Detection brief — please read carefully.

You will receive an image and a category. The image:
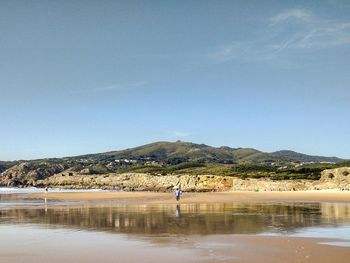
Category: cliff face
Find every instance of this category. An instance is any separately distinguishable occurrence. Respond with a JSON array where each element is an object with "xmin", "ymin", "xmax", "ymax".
[
  {"xmin": 1, "ymin": 162, "xmax": 349, "ymax": 192},
  {"xmin": 319, "ymin": 167, "xmax": 350, "ymax": 190},
  {"xmin": 0, "ymin": 162, "xmax": 66, "ymax": 186},
  {"xmin": 35, "ymin": 167, "xmax": 350, "ymax": 192},
  {"xmin": 230, "ymin": 167, "xmax": 350, "ymax": 191},
  {"xmin": 37, "ymin": 173, "xmax": 234, "ymax": 192}
]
